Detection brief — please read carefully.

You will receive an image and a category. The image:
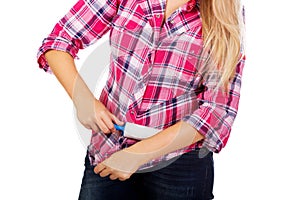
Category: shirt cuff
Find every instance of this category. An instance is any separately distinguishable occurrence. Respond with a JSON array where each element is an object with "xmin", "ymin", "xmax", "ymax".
[
  {"xmin": 181, "ymin": 106, "xmax": 225, "ymax": 153},
  {"xmin": 37, "ymin": 34, "xmax": 80, "ymax": 74}
]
